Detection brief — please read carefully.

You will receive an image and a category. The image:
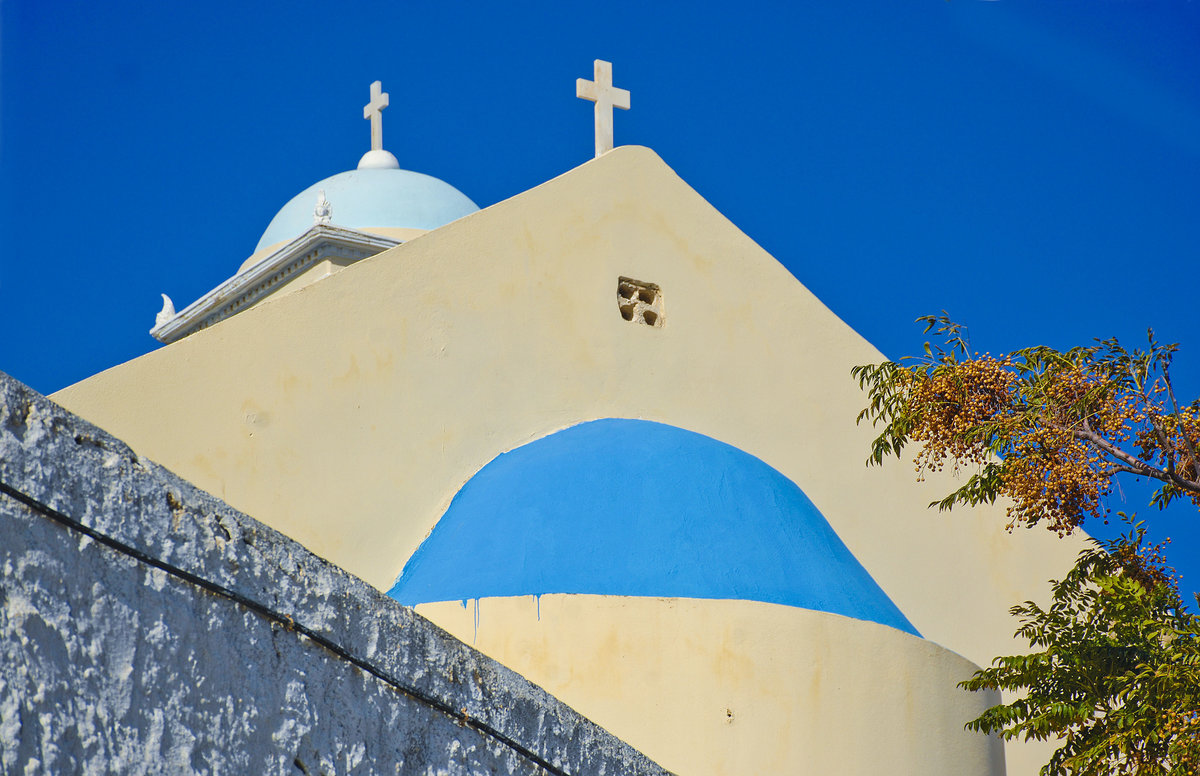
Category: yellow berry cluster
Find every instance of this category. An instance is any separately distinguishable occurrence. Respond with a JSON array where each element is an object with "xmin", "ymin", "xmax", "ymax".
[
  {"xmin": 1163, "ymin": 709, "xmax": 1200, "ymax": 773},
  {"xmin": 907, "ymin": 356, "xmax": 1016, "ymax": 478},
  {"xmin": 902, "ymin": 358, "xmax": 1192, "ymax": 534}
]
